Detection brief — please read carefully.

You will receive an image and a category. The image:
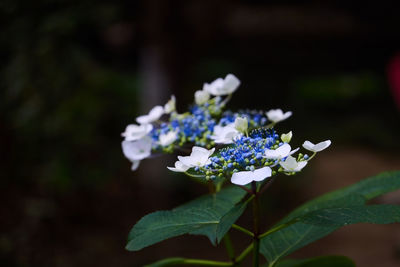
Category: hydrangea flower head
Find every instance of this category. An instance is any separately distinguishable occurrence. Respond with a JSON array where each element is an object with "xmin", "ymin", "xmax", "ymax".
[{"xmin": 121, "ymin": 74, "xmax": 331, "ymax": 183}]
